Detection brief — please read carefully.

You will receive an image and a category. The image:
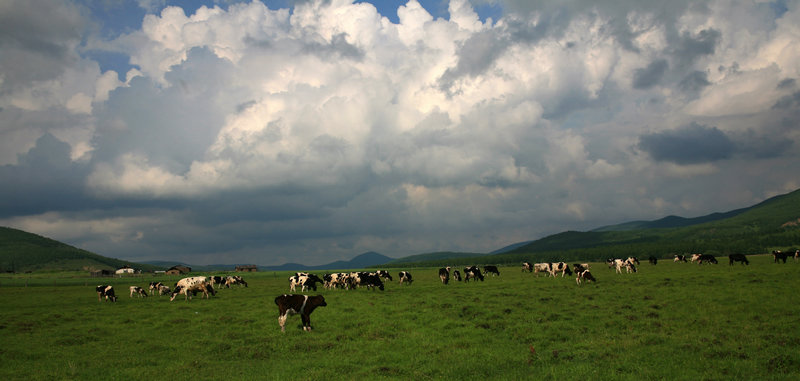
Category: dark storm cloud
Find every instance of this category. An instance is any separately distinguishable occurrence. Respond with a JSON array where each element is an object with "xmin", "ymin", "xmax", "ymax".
[
  {"xmin": 674, "ymin": 28, "xmax": 721, "ymax": 67},
  {"xmin": 777, "ymin": 78, "xmax": 796, "ymax": 90},
  {"xmin": 0, "ymin": 134, "xmax": 91, "ymax": 216},
  {"xmin": 633, "ymin": 59, "xmax": 668, "ymax": 89},
  {"xmin": 678, "ymin": 70, "xmax": 711, "ymax": 96},
  {"xmin": 772, "ymin": 91, "xmax": 800, "ymax": 110},
  {"xmin": 0, "ymin": 0, "xmax": 85, "ymax": 91},
  {"xmin": 638, "ymin": 123, "xmax": 734, "ymax": 164}
]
